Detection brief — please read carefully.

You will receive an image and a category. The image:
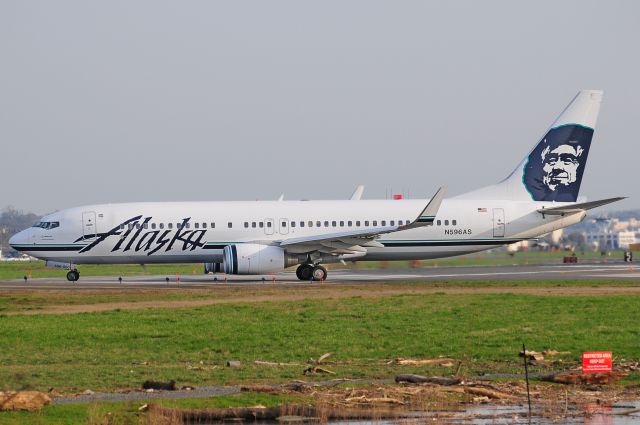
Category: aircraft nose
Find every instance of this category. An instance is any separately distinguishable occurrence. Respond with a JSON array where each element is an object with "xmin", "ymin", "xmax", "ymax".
[{"xmin": 9, "ymin": 231, "xmax": 24, "ymax": 248}]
